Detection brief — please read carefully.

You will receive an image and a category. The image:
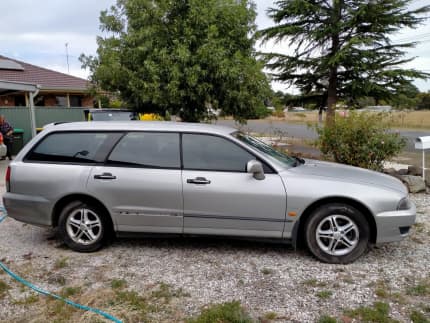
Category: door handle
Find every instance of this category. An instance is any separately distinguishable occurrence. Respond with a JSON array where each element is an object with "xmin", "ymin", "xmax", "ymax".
[
  {"xmin": 187, "ymin": 177, "xmax": 211, "ymax": 185},
  {"xmin": 94, "ymin": 172, "xmax": 117, "ymax": 180}
]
